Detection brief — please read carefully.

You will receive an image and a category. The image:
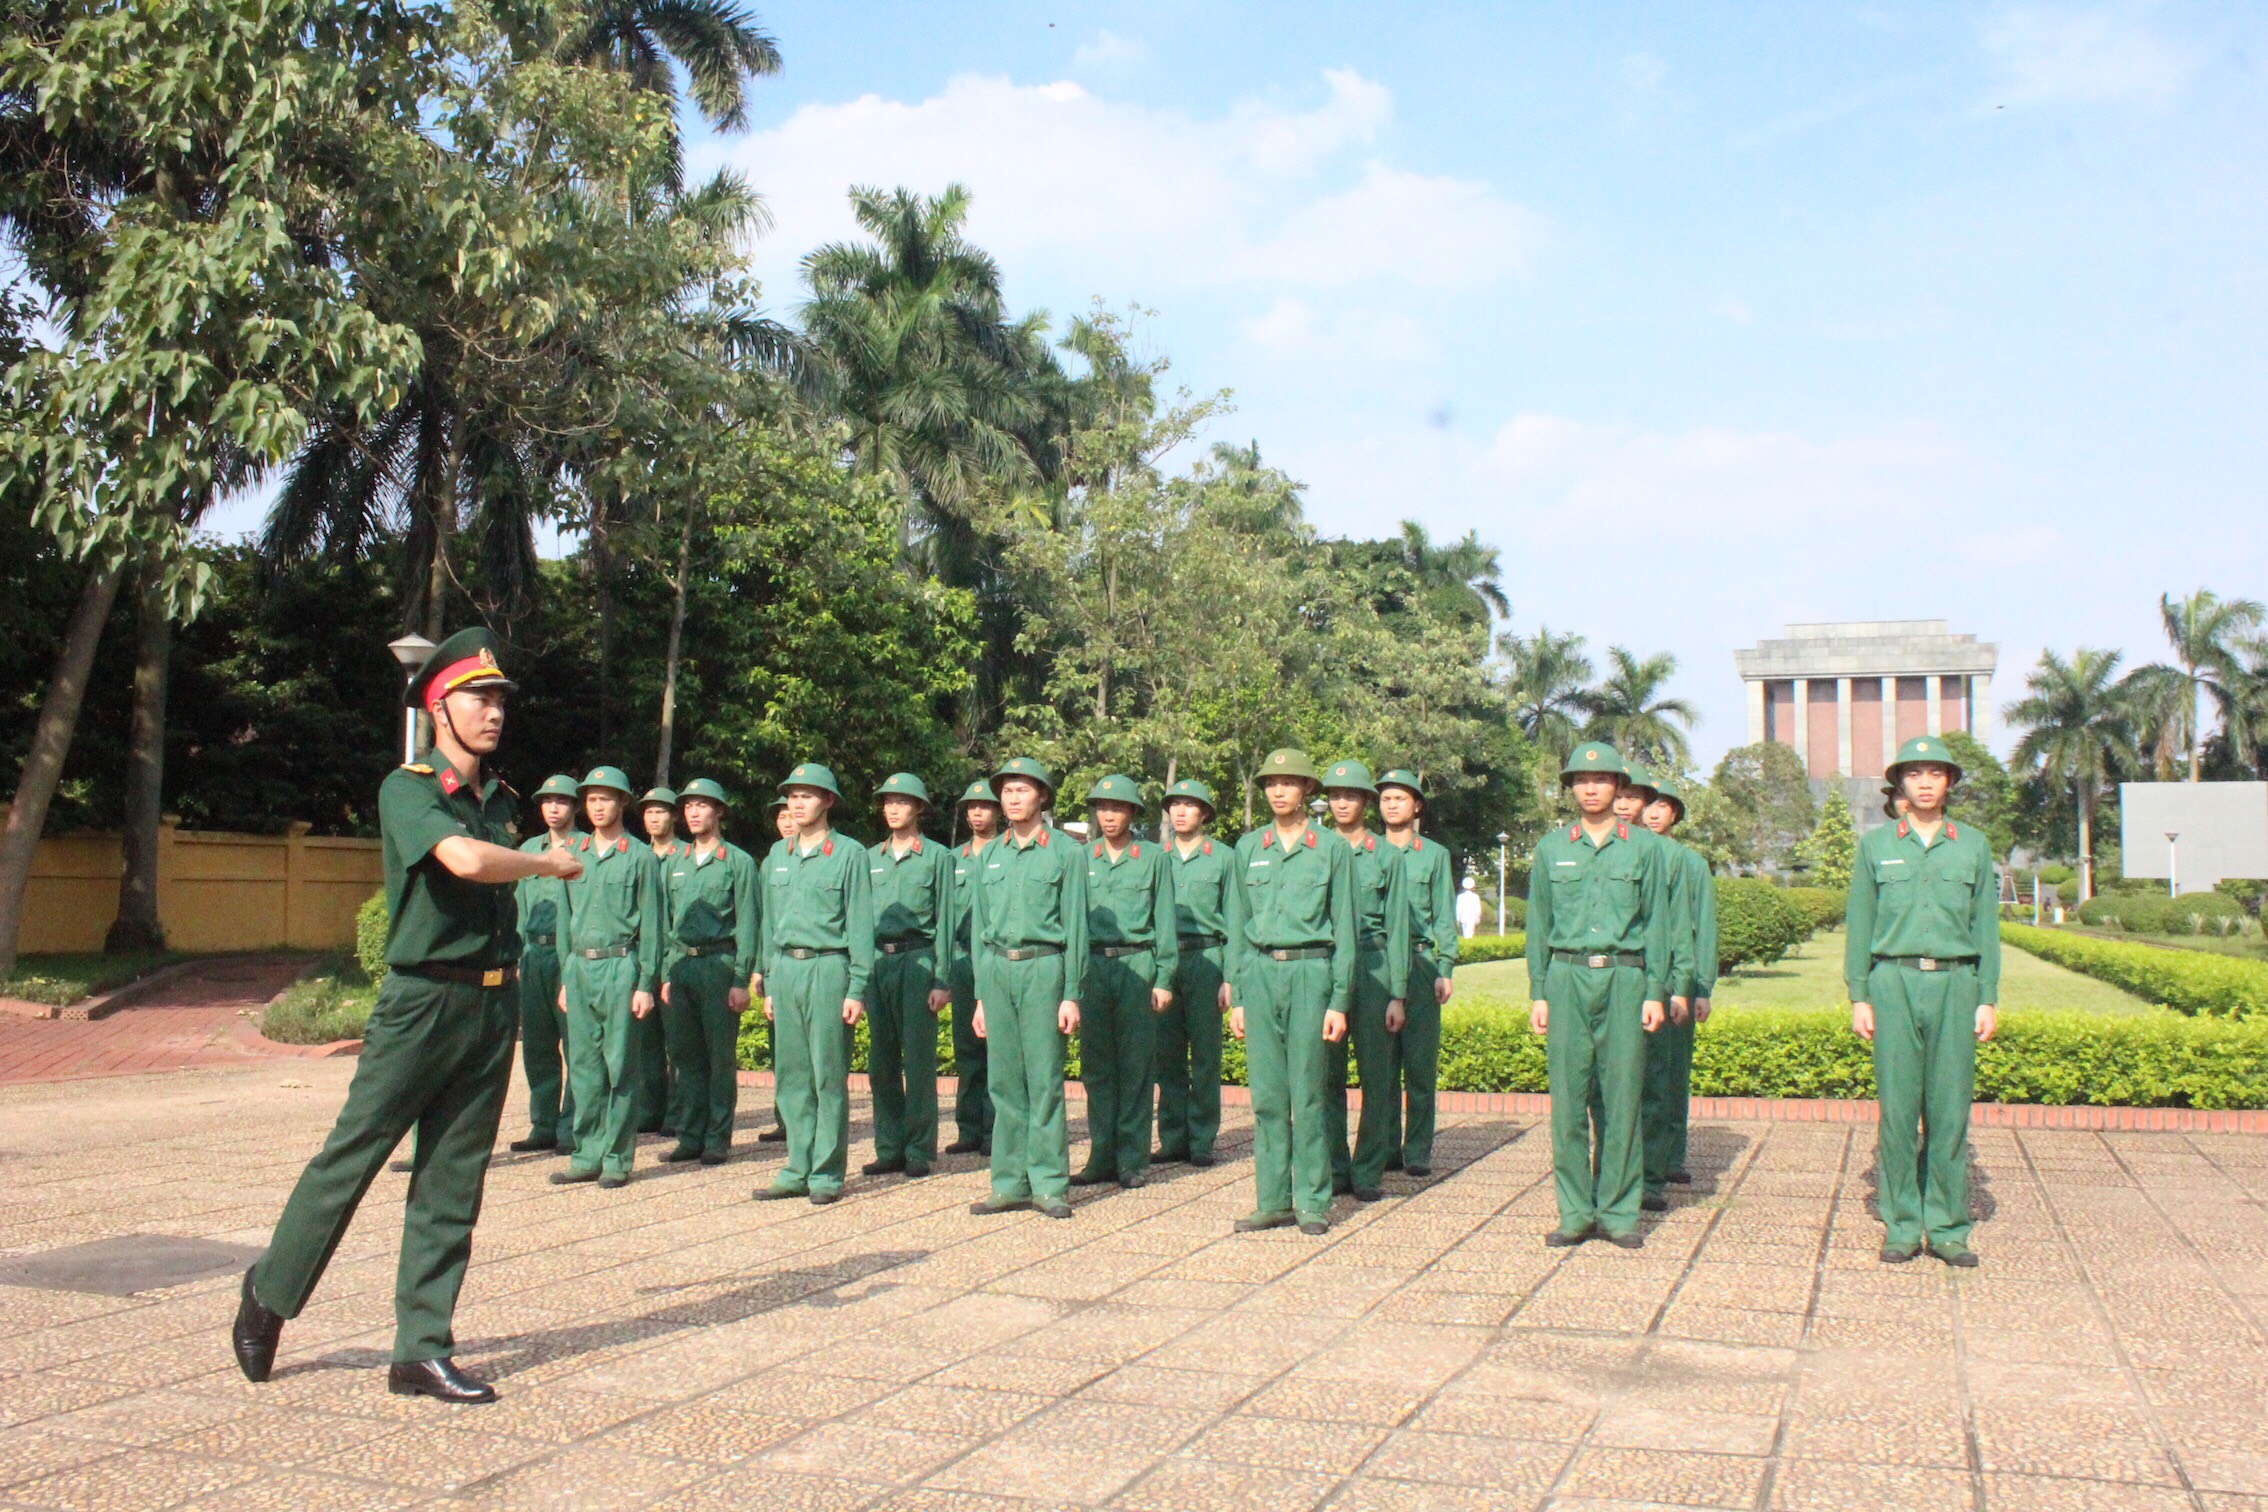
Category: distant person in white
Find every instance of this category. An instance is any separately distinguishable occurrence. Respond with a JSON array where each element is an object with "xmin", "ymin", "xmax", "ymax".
[{"xmin": 1455, "ymin": 875, "xmax": 1484, "ymax": 939}]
